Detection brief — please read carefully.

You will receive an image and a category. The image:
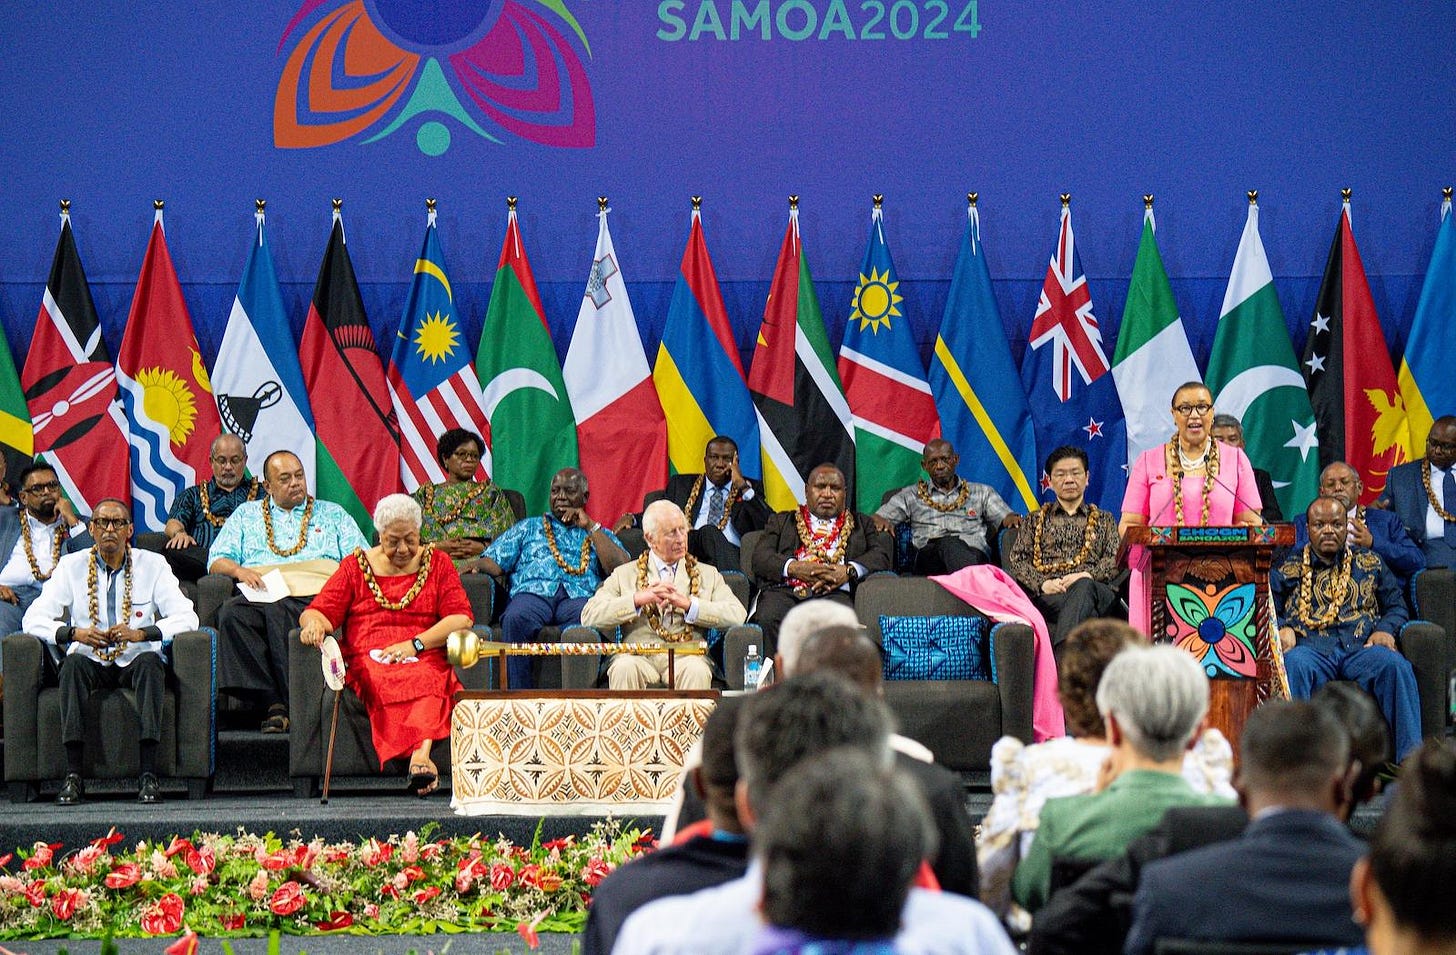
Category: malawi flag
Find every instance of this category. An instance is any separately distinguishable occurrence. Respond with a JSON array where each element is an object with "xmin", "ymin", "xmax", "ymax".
[
  {"xmin": 837, "ymin": 202, "xmax": 939, "ymax": 512},
  {"xmin": 561, "ymin": 204, "xmax": 668, "ymax": 525},
  {"xmin": 1397, "ymin": 191, "xmax": 1456, "ymax": 455},
  {"xmin": 748, "ymin": 203, "xmax": 855, "ymax": 510},
  {"xmin": 116, "ymin": 207, "xmax": 224, "ymax": 531},
  {"xmin": 1302, "ymin": 196, "xmax": 1410, "ymax": 501},
  {"xmin": 0, "ymin": 315, "xmax": 32, "ymax": 486},
  {"xmin": 299, "ymin": 210, "xmax": 400, "ymax": 532},
  {"xmin": 476, "ymin": 203, "xmax": 577, "ymax": 516},
  {"xmin": 23, "ymin": 209, "xmax": 130, "ymax": 511},
  {"xmin": 654, "ymin": 203, "xmax": 761, "ymax": 479}
]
